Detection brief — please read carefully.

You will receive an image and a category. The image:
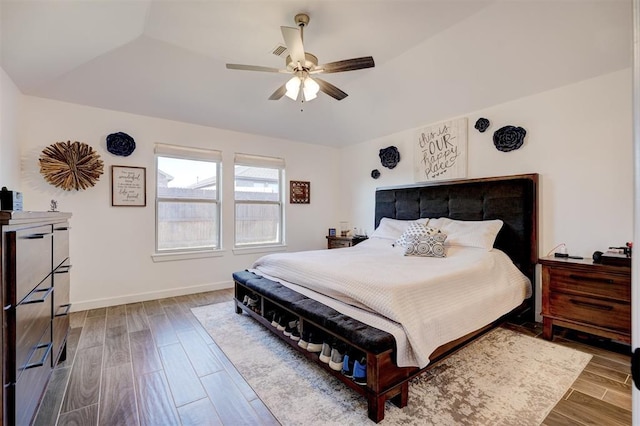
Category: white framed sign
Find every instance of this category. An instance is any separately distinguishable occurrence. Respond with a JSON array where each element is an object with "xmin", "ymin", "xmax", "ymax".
[
  {"xmin": 414, "ymin": 118, "xmax": 468, "ymax": 182},
  {"xmin": 111, "ymin": 165, "xmax": 146, "ymax": 206}
]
